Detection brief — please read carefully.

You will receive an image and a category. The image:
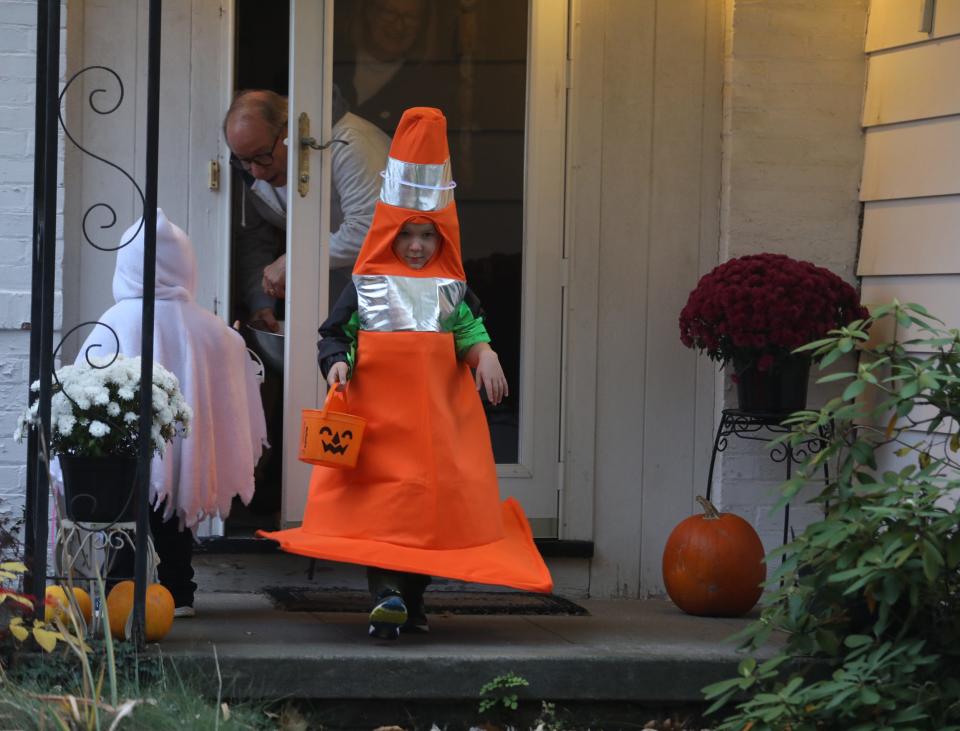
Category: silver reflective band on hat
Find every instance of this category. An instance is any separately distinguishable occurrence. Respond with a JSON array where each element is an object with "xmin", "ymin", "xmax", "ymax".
[{"xmin": 379, "ymin": 157, "xmax": 457, "ymax": 211}]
